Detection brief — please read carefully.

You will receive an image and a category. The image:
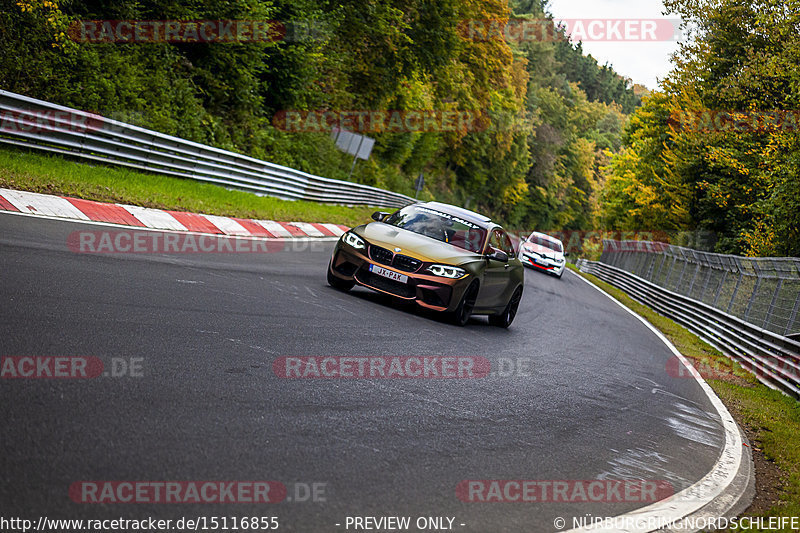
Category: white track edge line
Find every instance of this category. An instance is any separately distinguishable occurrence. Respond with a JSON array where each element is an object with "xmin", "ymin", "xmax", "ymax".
[{"xmin": 564, "ymin": 268, "xmax": 744, "ymax": 533}]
